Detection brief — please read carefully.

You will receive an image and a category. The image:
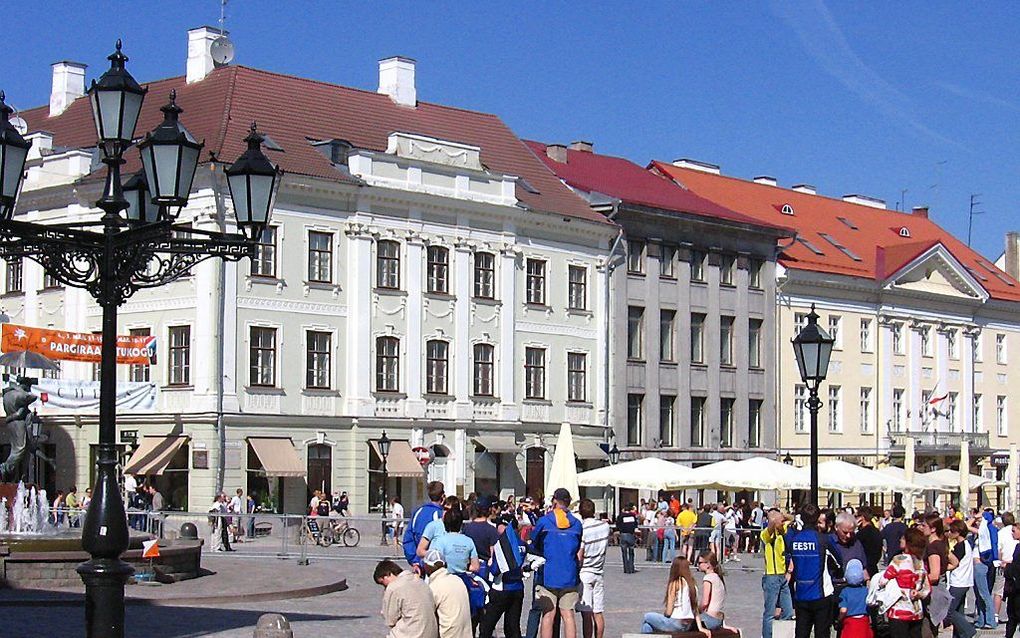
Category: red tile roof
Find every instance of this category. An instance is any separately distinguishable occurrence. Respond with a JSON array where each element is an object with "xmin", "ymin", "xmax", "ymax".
[
  {"xmin": 652, "ymin": 161, "xmax": 1020, "ymax": 302},
  {"xmin": 20, "ymin": 66, "xmax": 608, "ymax": 225},
  {"xmin": 524, "ymin": 141, "xmax": 790, "ymax": 233}
]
